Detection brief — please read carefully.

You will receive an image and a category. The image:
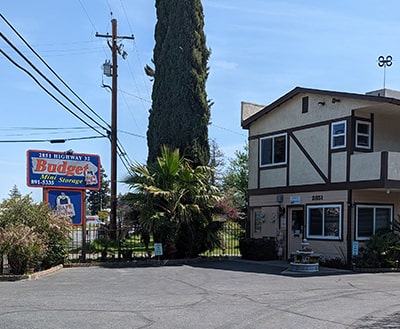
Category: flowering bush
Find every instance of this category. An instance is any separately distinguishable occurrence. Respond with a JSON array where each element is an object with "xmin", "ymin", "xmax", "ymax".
[
  {"xmin": 0, "ymin": 224, "xmax": 46, "ymax": 275},
  {"xmin": 0, "ymin": 193, "xmax": 71, "ymax": 275}
]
